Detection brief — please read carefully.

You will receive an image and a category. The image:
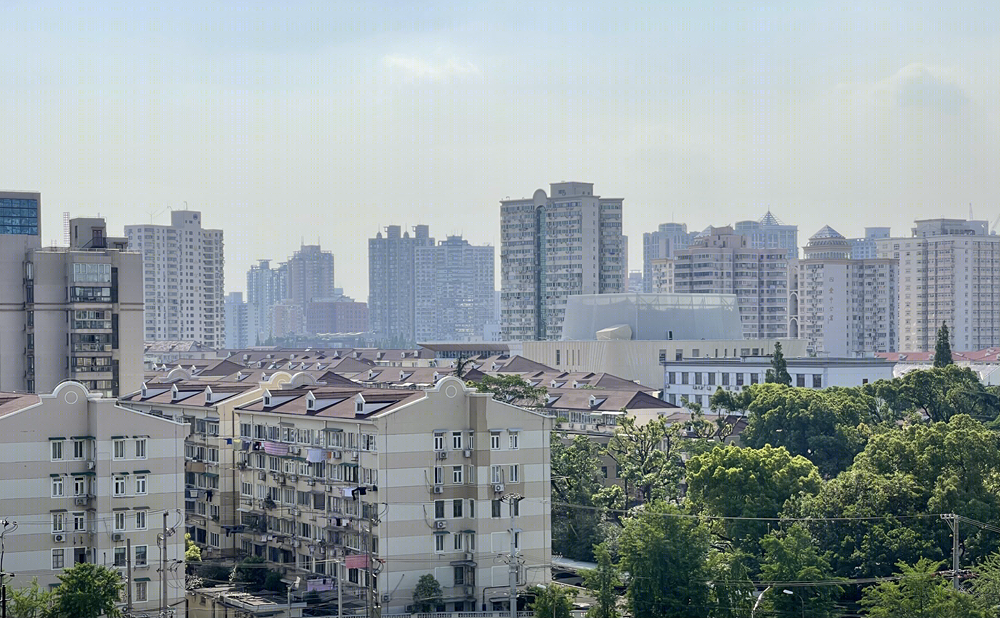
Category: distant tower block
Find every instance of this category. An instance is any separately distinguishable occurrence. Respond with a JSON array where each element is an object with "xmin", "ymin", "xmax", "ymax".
[{"xmin": 63, "ymin": 211, "xmax": 70, "ymax": 245}]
